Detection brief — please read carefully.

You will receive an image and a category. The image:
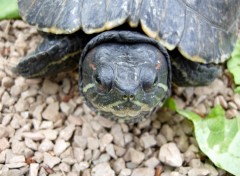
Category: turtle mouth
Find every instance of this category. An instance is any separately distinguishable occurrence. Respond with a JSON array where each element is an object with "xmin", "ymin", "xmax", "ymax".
[{"xmin": 99, "ymin": 100, "xmax": 153, "ymax": 118}]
